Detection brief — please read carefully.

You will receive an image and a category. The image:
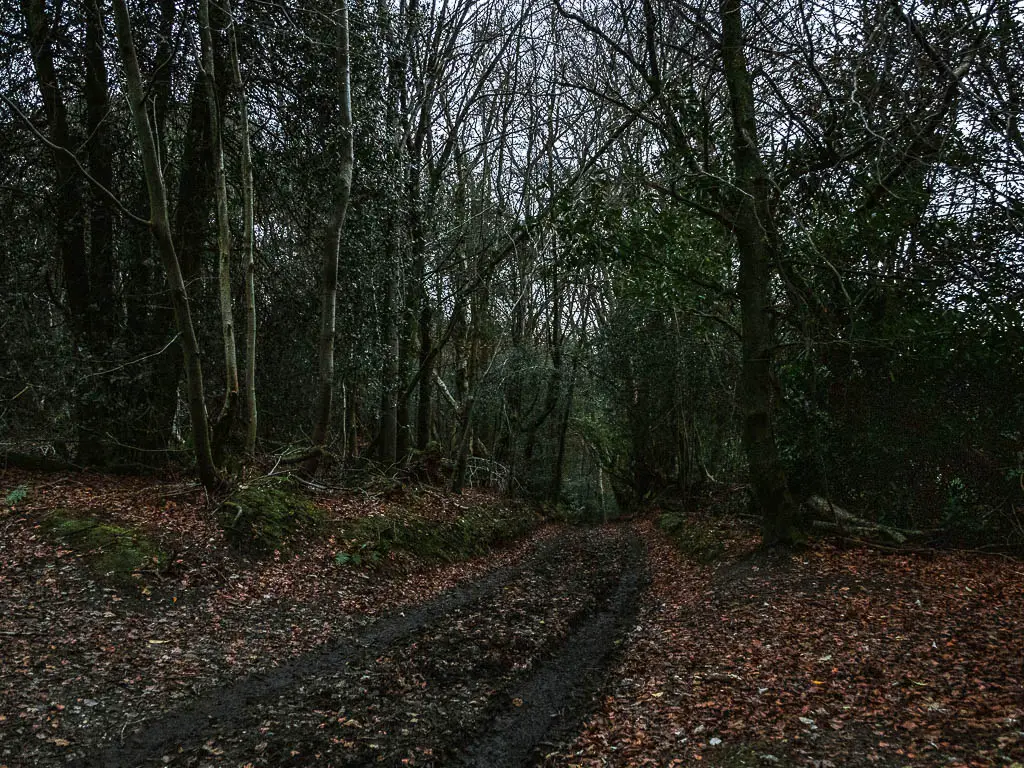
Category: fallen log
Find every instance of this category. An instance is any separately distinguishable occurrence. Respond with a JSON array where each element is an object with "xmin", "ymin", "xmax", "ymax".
[{"xmin": 804, "ymin": 495, "xmax": 924, "ymax": 545}]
